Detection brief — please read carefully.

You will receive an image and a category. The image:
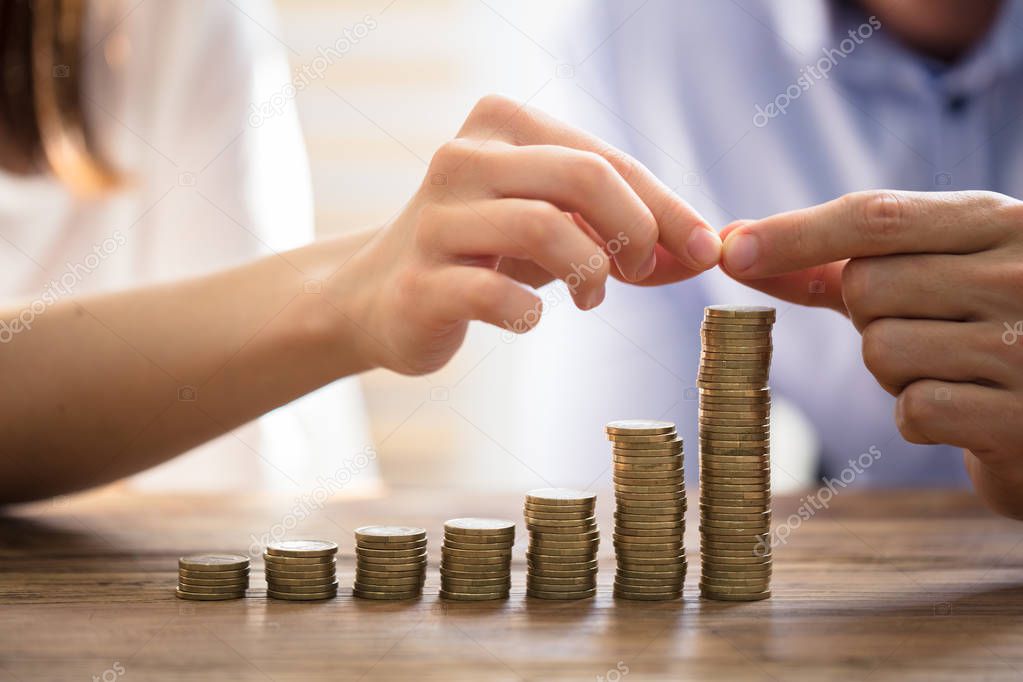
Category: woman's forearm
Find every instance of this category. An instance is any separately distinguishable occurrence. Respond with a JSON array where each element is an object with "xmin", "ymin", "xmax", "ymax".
[{"xmin": 0, "ymin": 232, "xmax": 377, "ymax": 503}]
